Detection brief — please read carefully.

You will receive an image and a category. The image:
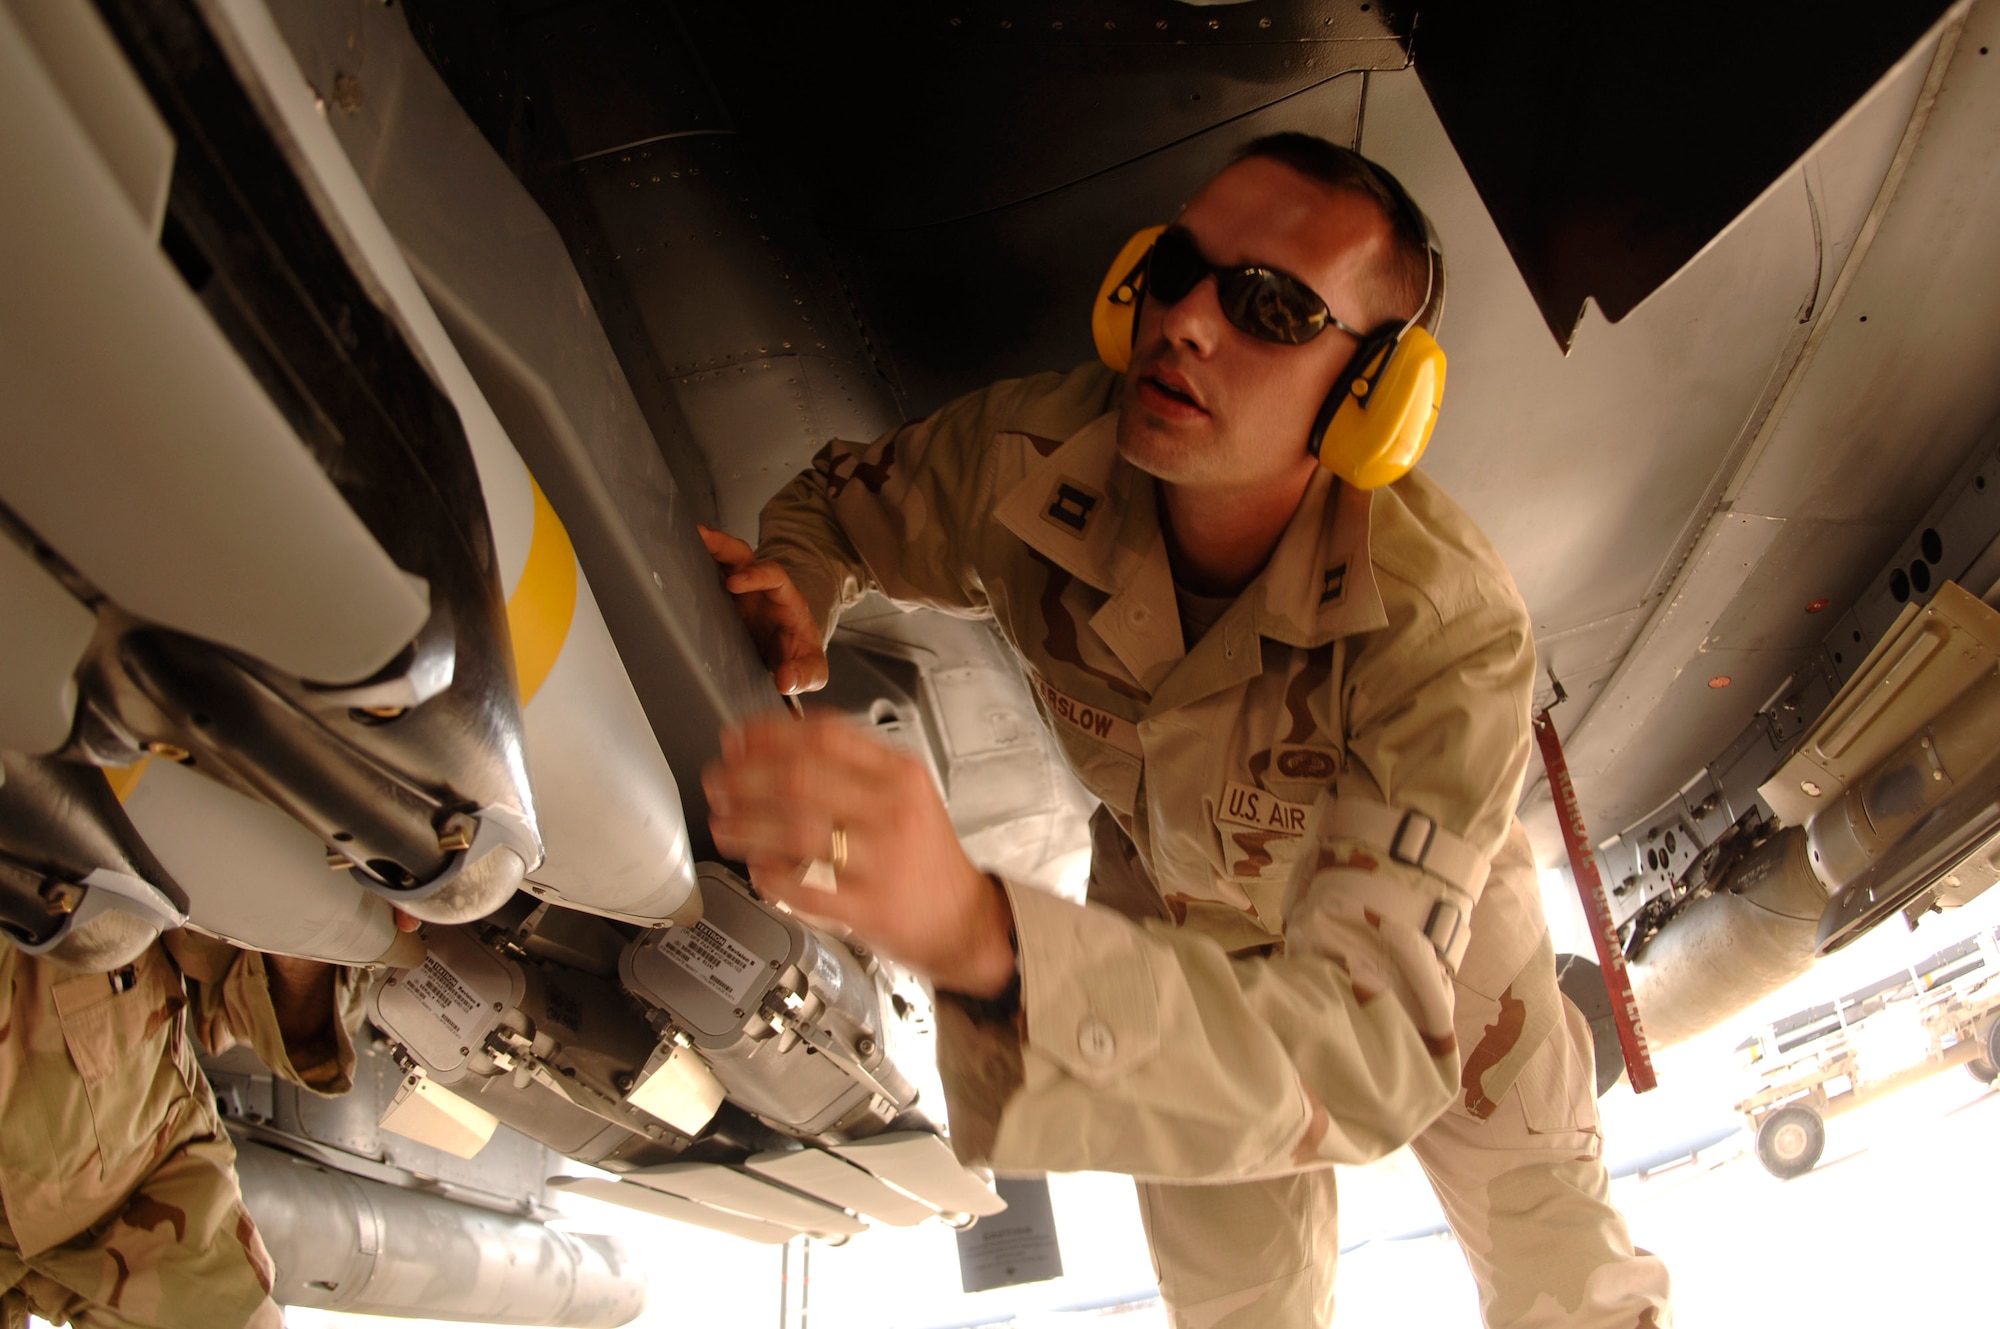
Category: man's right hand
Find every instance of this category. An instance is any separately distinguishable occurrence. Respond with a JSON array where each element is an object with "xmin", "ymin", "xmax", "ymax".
[{"xmin": 698, "ymin": 525, "xmax": 830, "ymax": 695}]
